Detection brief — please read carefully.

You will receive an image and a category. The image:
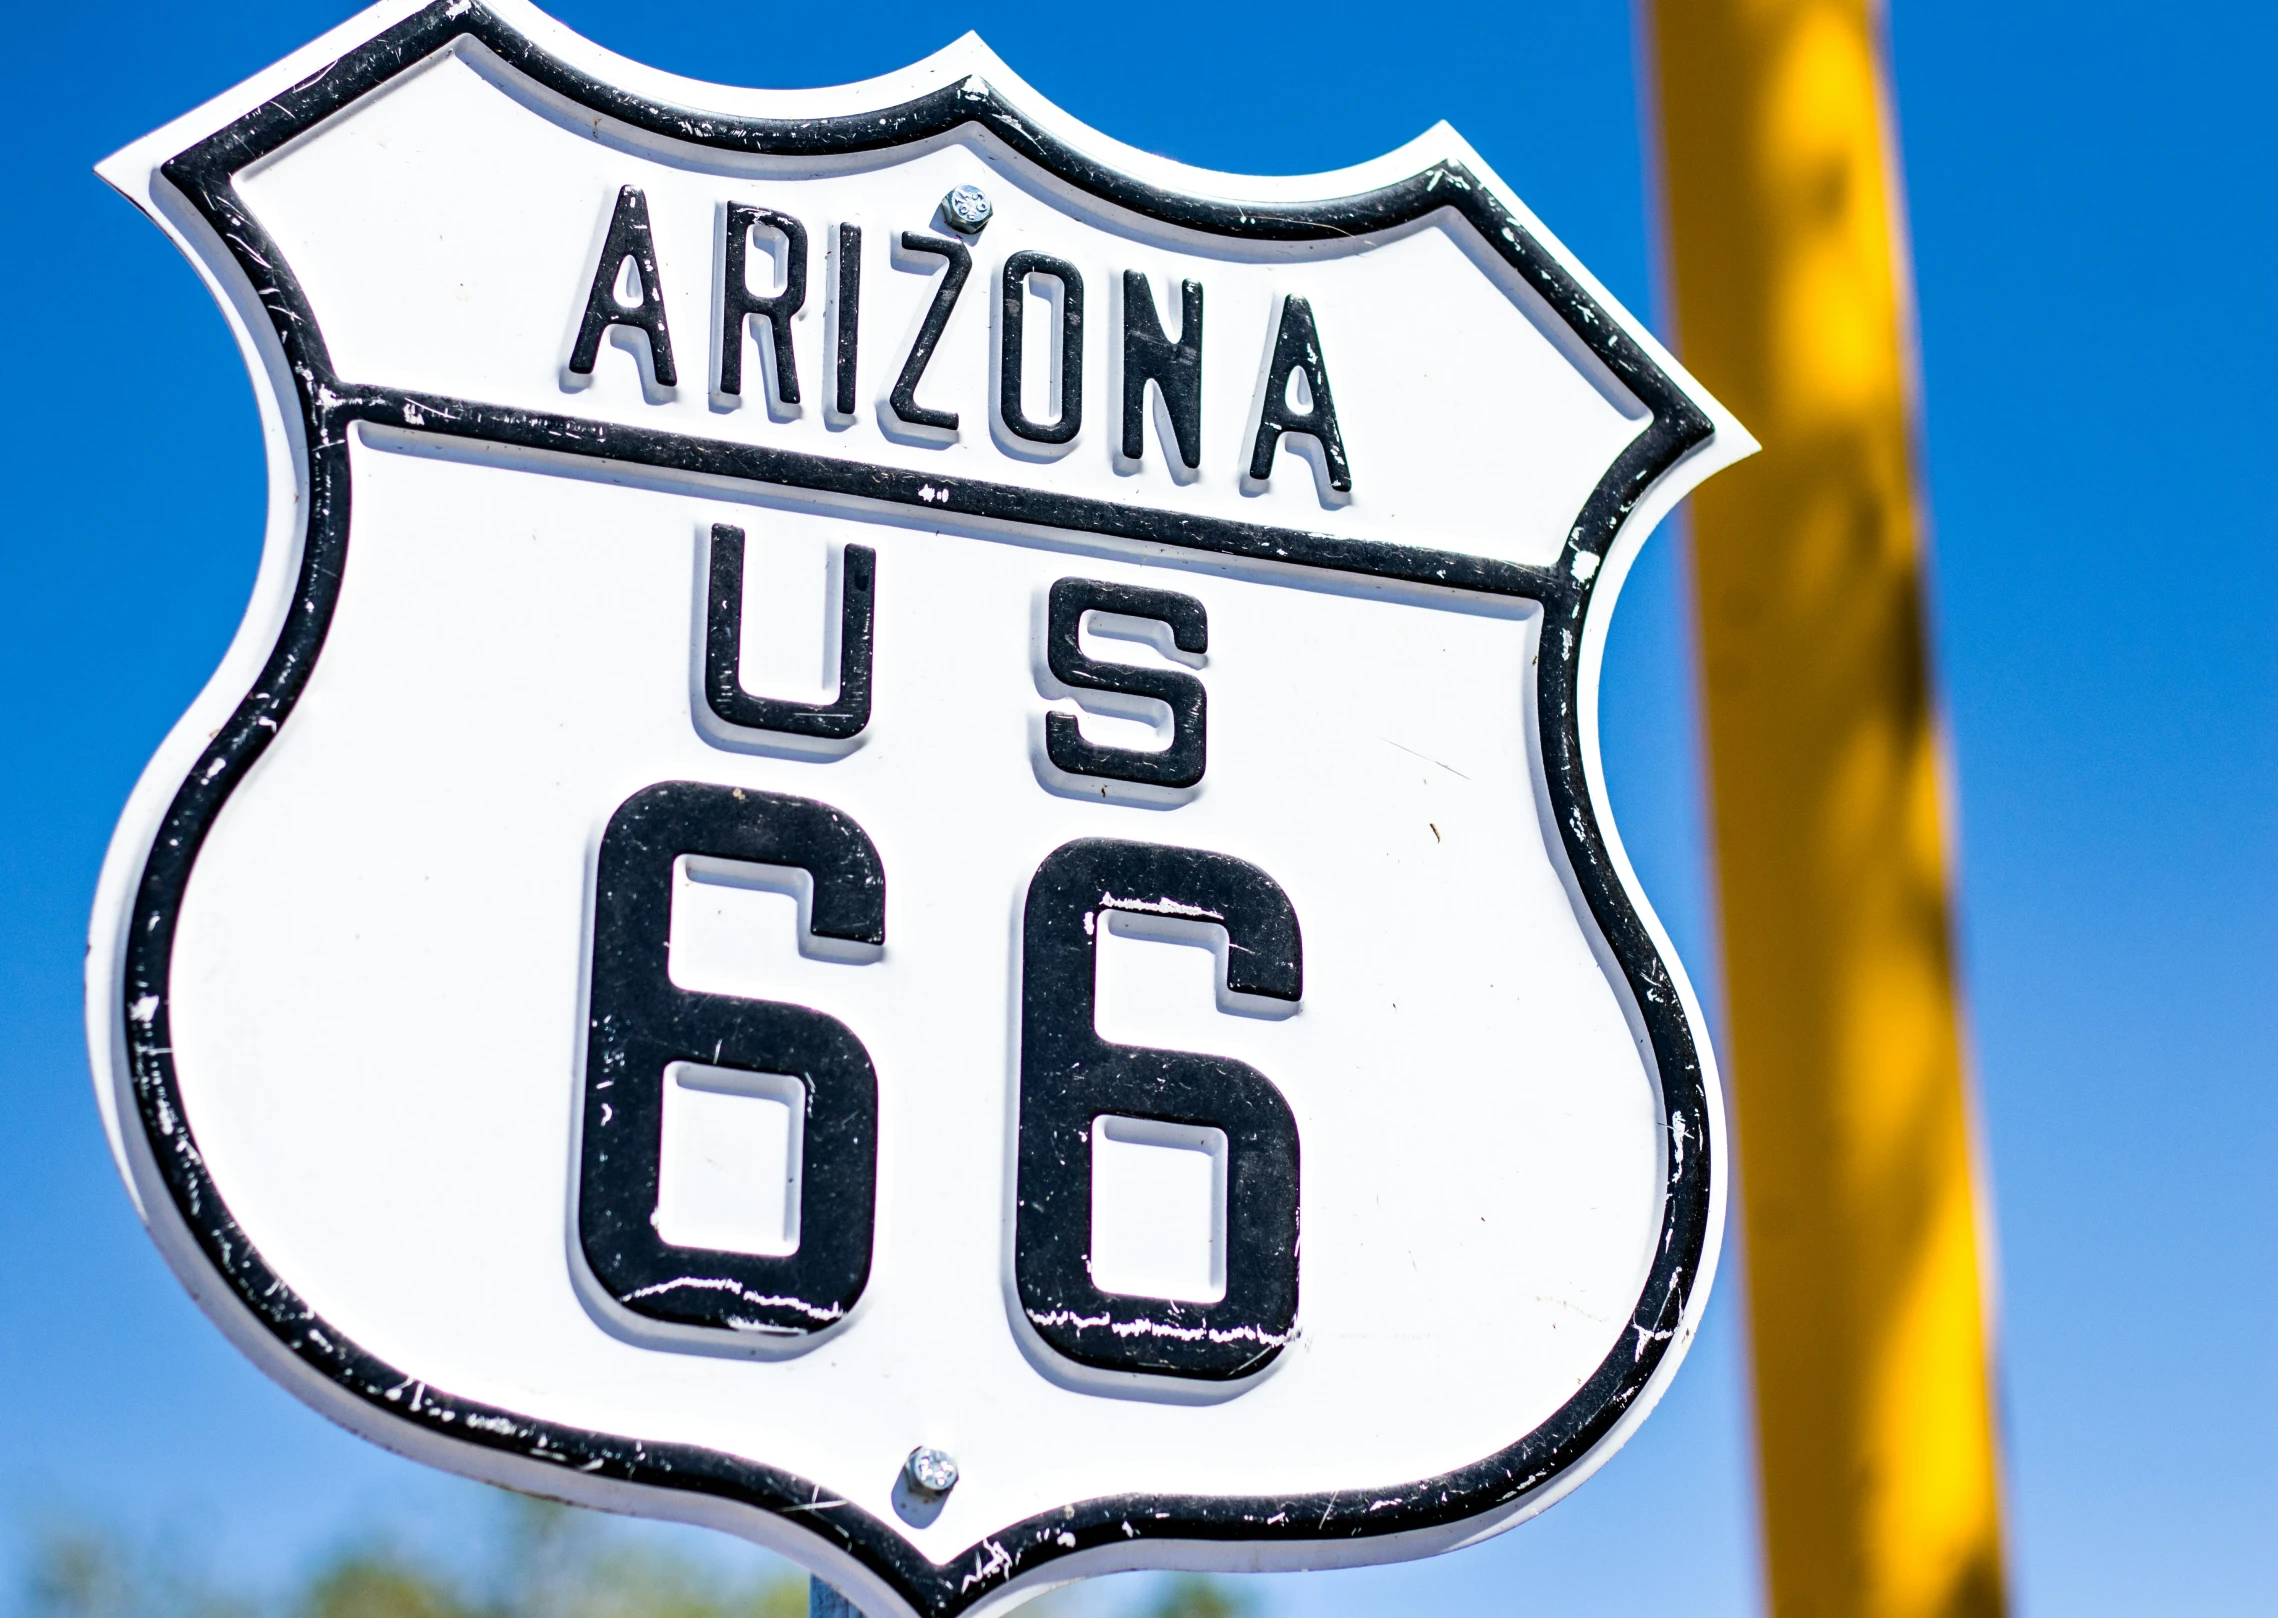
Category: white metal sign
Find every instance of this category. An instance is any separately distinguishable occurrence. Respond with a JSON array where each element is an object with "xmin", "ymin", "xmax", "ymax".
[{"xmin": 90, "ymin": 4, "xmax": 1750, "ymax": 1613}]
